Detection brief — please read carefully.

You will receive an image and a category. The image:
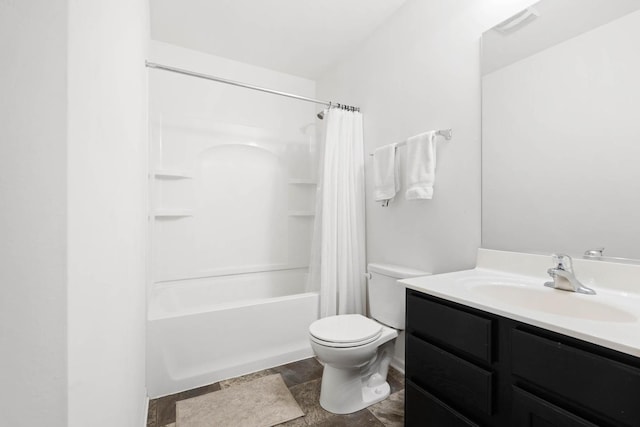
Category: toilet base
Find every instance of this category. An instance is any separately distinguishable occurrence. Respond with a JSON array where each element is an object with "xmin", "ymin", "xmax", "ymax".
[{"xmin": 318, "ymin": 364, "xmax": 392, "ymax": 414}]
